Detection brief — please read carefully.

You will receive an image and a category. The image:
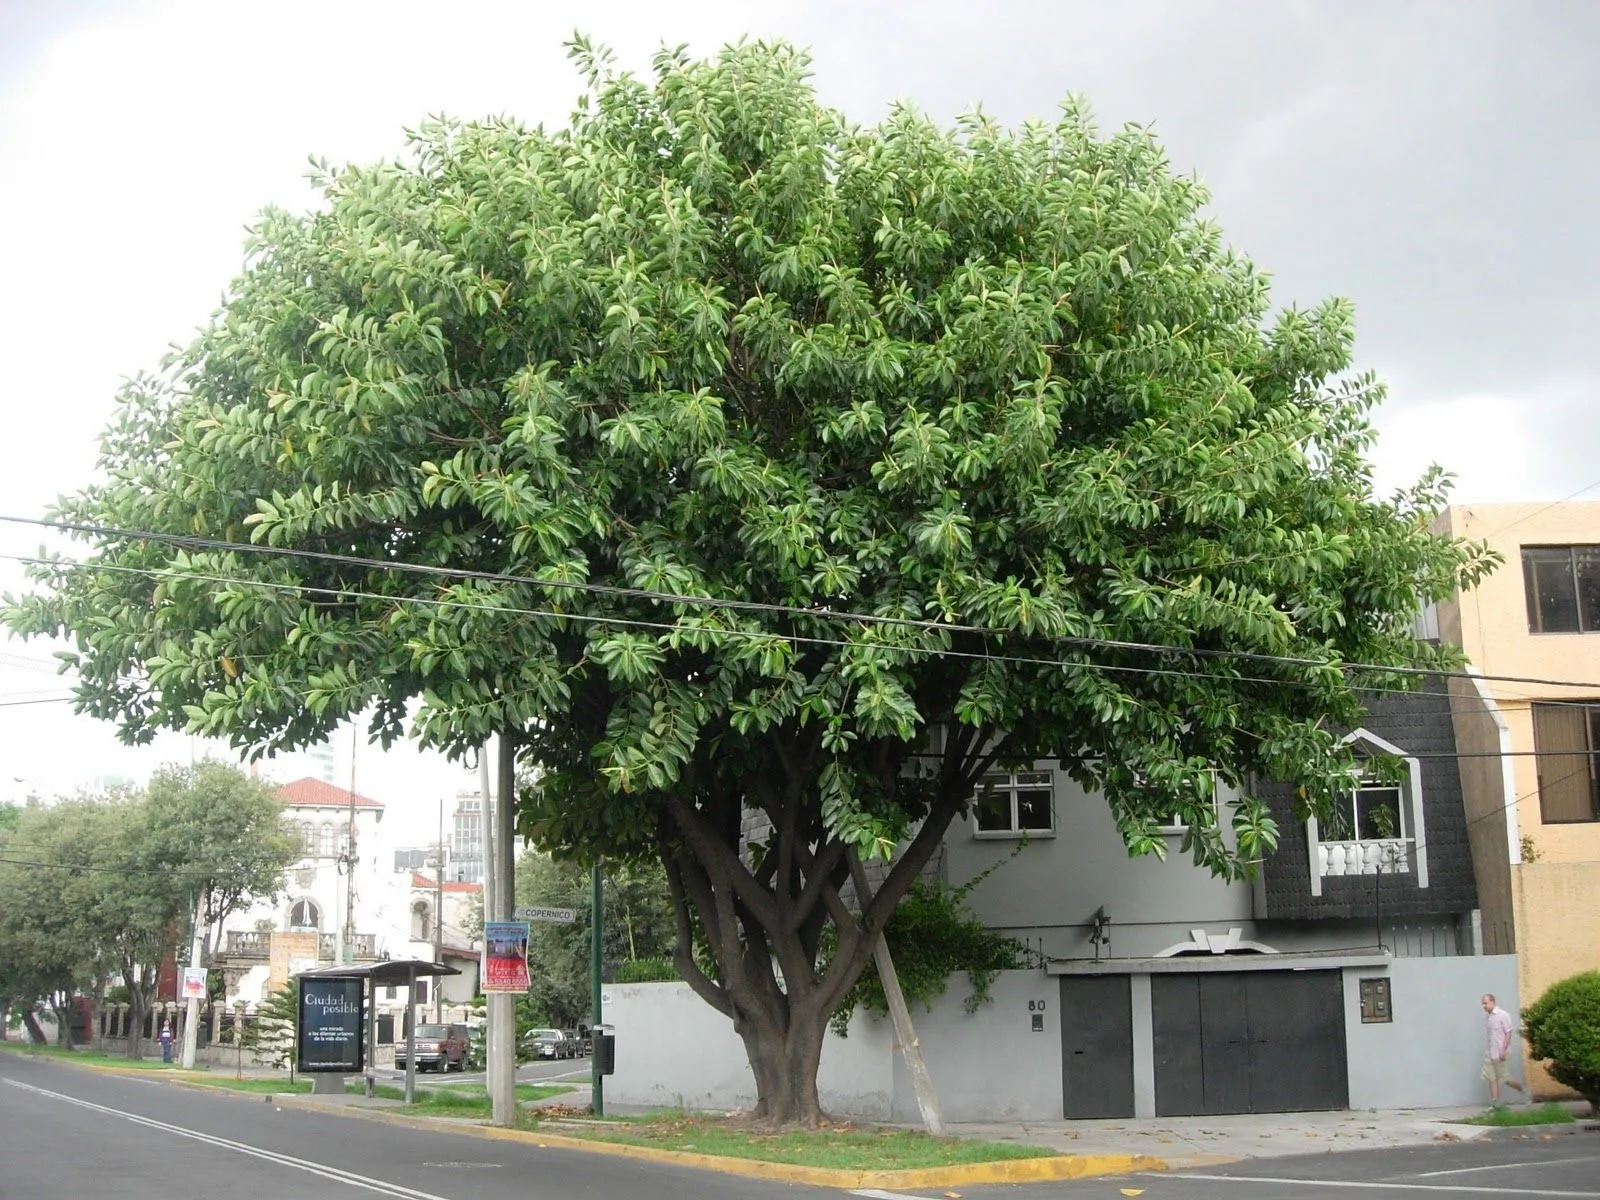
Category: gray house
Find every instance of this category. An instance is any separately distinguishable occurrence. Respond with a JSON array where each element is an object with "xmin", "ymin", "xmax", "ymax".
[
  {"xmin": 944, "ymin": 679, "xmax": 1515, "ymax": 1119},
  {"xmin": 604, "ymin": 681, "xmax": 1517, "ymax": 1121}
]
